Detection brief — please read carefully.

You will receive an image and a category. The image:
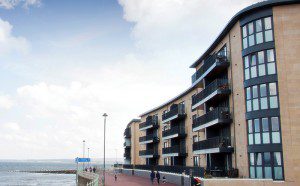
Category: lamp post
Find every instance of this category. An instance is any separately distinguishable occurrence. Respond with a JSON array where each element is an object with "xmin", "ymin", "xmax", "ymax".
[
  {"xmin": 83, "ymin": 140, "xmax": 85, "ymax": 170},
  {"xmin": 87, "ymin": 148, "xmax": 90, "ymax": 168},
  {"xmin": 102, "ymin": 113, "xmax": 108, "ymax": 185}
]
